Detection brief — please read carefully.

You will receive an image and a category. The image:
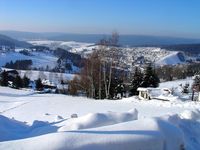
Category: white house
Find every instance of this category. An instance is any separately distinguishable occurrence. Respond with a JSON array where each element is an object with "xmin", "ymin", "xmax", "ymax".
[{"xmin": 137, "ymin": 87, "xmax": 171, "ymax": 100}]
